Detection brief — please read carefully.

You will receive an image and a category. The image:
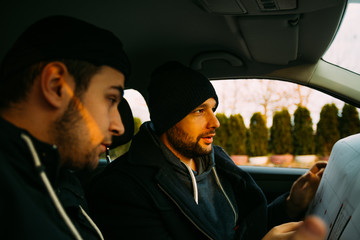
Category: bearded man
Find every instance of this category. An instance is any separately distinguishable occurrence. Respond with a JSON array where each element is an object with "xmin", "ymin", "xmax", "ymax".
[
  {"xmin": 88, "ymin": 61, "xmax": 326, "ymax": 240},
  {"xmin": 0, "ymin": 15, "xmax": 130, "ymax": 239}
]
